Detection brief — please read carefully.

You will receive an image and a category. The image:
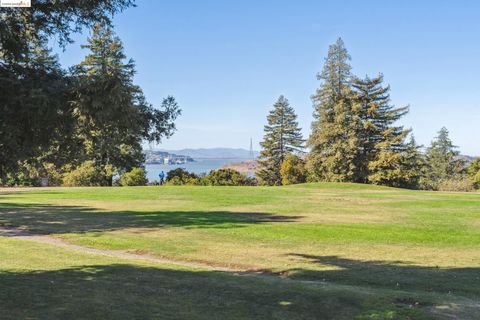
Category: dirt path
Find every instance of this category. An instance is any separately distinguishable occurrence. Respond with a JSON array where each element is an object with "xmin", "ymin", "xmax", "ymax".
[
  {"xmin": 0, "ymin": 226, "xmax": 238, "ymax": 272},
  {"xmin": 0, "ymin": 226, "xmax": 321, "ymax": 285},
  {"xmin": 2, "ymin": 226, "xmax": 478, "ymax": 319}
]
